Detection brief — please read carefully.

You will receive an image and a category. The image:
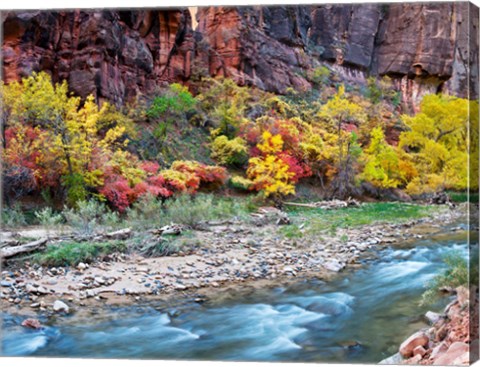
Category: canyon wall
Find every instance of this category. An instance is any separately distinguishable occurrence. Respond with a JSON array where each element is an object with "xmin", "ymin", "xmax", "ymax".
[{"xmin": 1, "ymin": 3, "xmax": 478, "ymax": 107}]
